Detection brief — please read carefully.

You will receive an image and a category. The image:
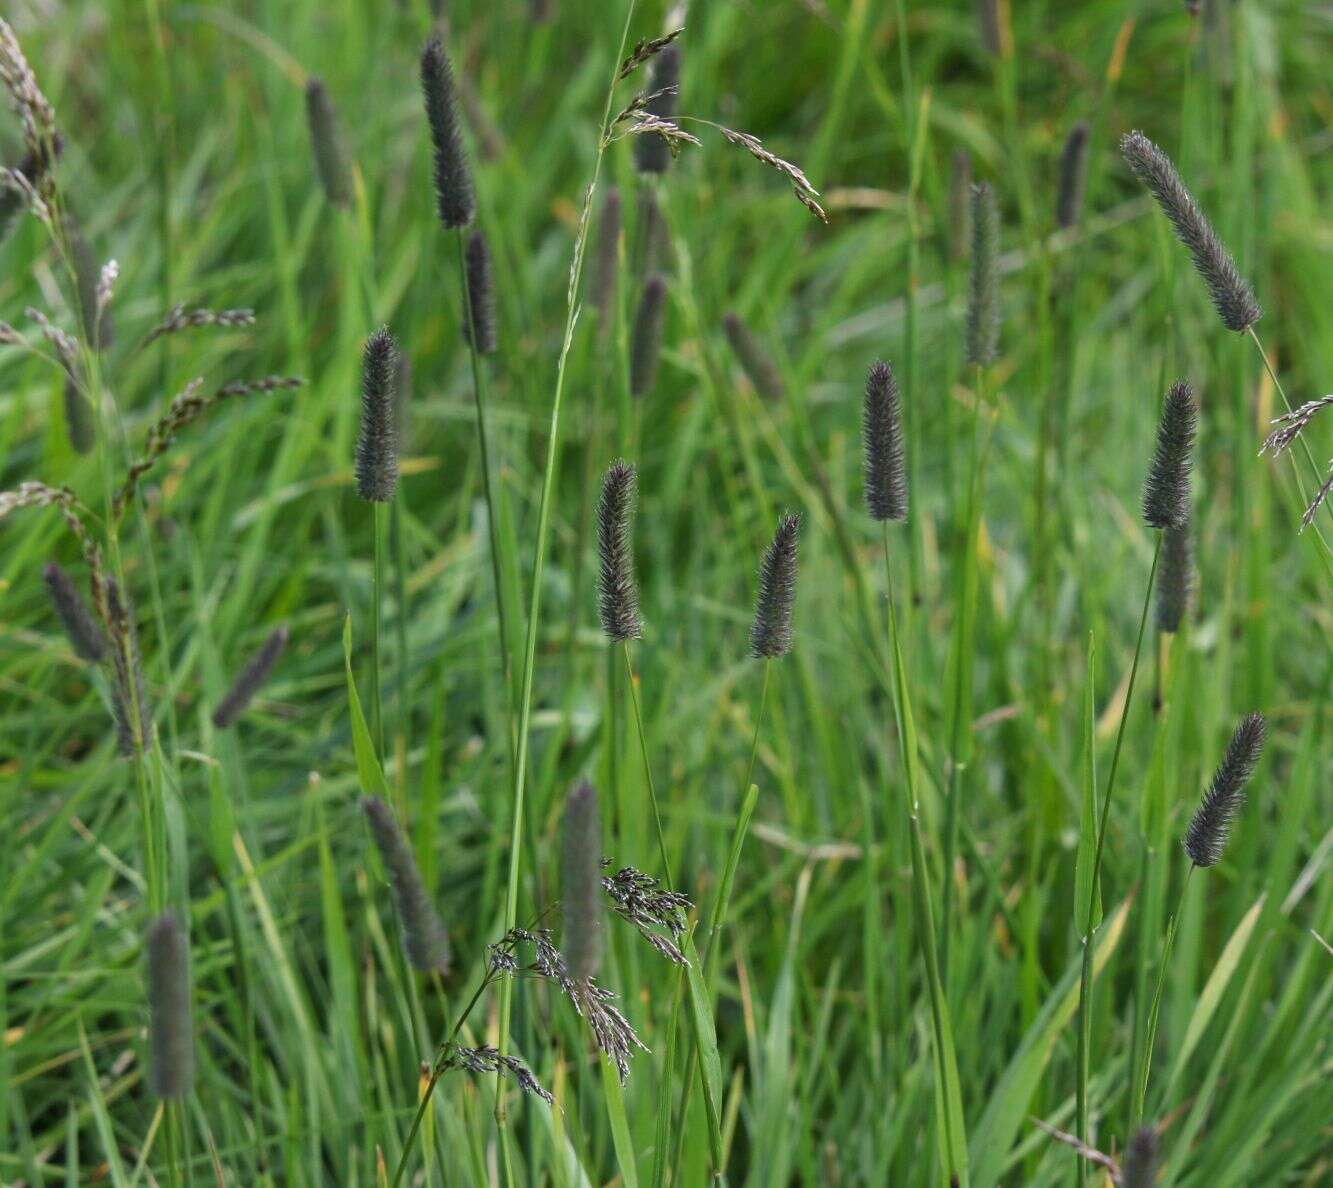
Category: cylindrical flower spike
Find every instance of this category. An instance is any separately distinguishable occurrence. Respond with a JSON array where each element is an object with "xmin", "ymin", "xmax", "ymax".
[
  {"xmin": 722, "ymin": 311, "xmax": 784, "ymax": 401},
  {"xmin": 355, "ymin": 327, "xmax": 400, "ymax": 503},
  {"xmin": 306, "ymin": 77, "xmax": 355, "ymax": 209},
  {"xmin": 1056, "ymin": 121, "xmax": 1090, "ymax": 230},
  {"xmin": 362, "ymin": 796, "xmax": 450, "ymax": 973},
  {"xmin": 749, "ymin": 513, "xmax": 801, "ymax": 659},
  {"xmin": 212, "ymin": 626, "xmax": 290, "ymax": 728},
  {"xmin": 146, "ymin": 911, "xmax": 194, "ymax": 1100},
  {"xmin": 596, "ymin": 460, "xmax": 643, "ymax": 642},
  {"xmin": 1155, "ymin": 520, "xmax": 1194, "ymax": 634},
  {"xmin": 561, "ymin": 780, "xmax": 604, "ymax": 983},
  {"xmin": 43, "ymin": 560, "xmax": 107, "ymax": 662},
  {"xmin": 462, "ymin": 230, "xmax": 497, "ymax": 355},
  {"xmin": 863, "ymin": 361, "xmax": 908, "ymax": 522},
  {"xmin": 1183, "ymin": 713, "xmax": 1266, "ymax": 868},
  {"xmin": 420, "ymin": 38, "xmax": 475, "ymax": 230},
  {"xmin": 1142, "ymin": 381, "xmax": 1196, "ymax": 530},
  {"xmin": 629, "ymin": 273, "xmax": 668, "ymax": 396},
  {"xmin": 965, "ymin": 182, "xmax": 999, "ymax": 367}
]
